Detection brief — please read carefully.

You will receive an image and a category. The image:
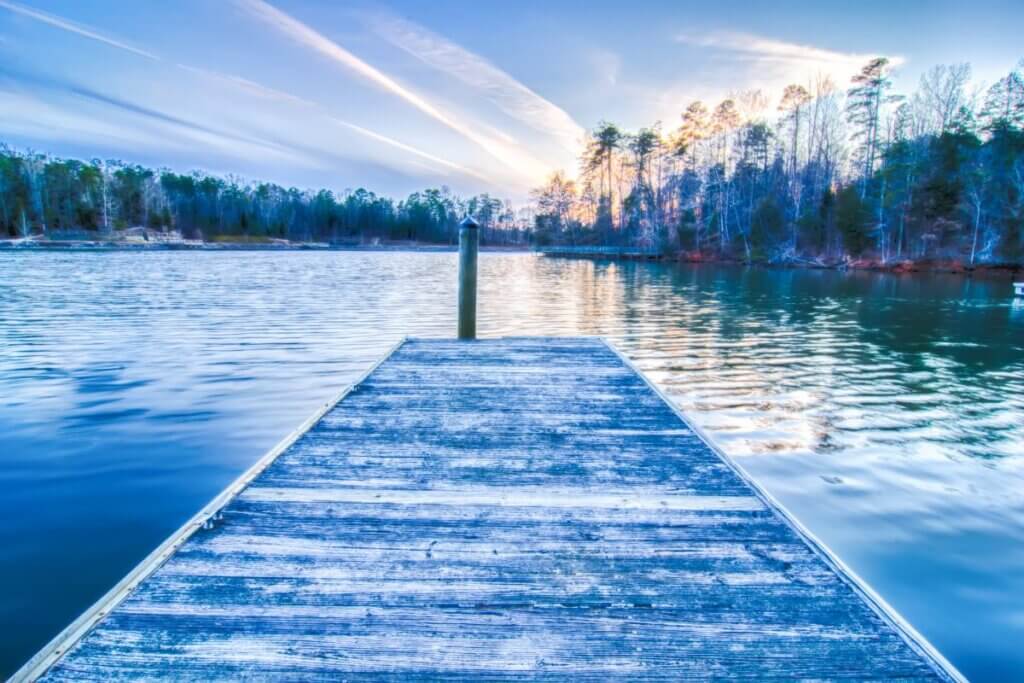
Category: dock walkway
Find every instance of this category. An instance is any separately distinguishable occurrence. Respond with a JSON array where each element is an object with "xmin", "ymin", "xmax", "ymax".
[{"xmin": 18, "ymin": 337, "xmax": 959, "ymax": 680}]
